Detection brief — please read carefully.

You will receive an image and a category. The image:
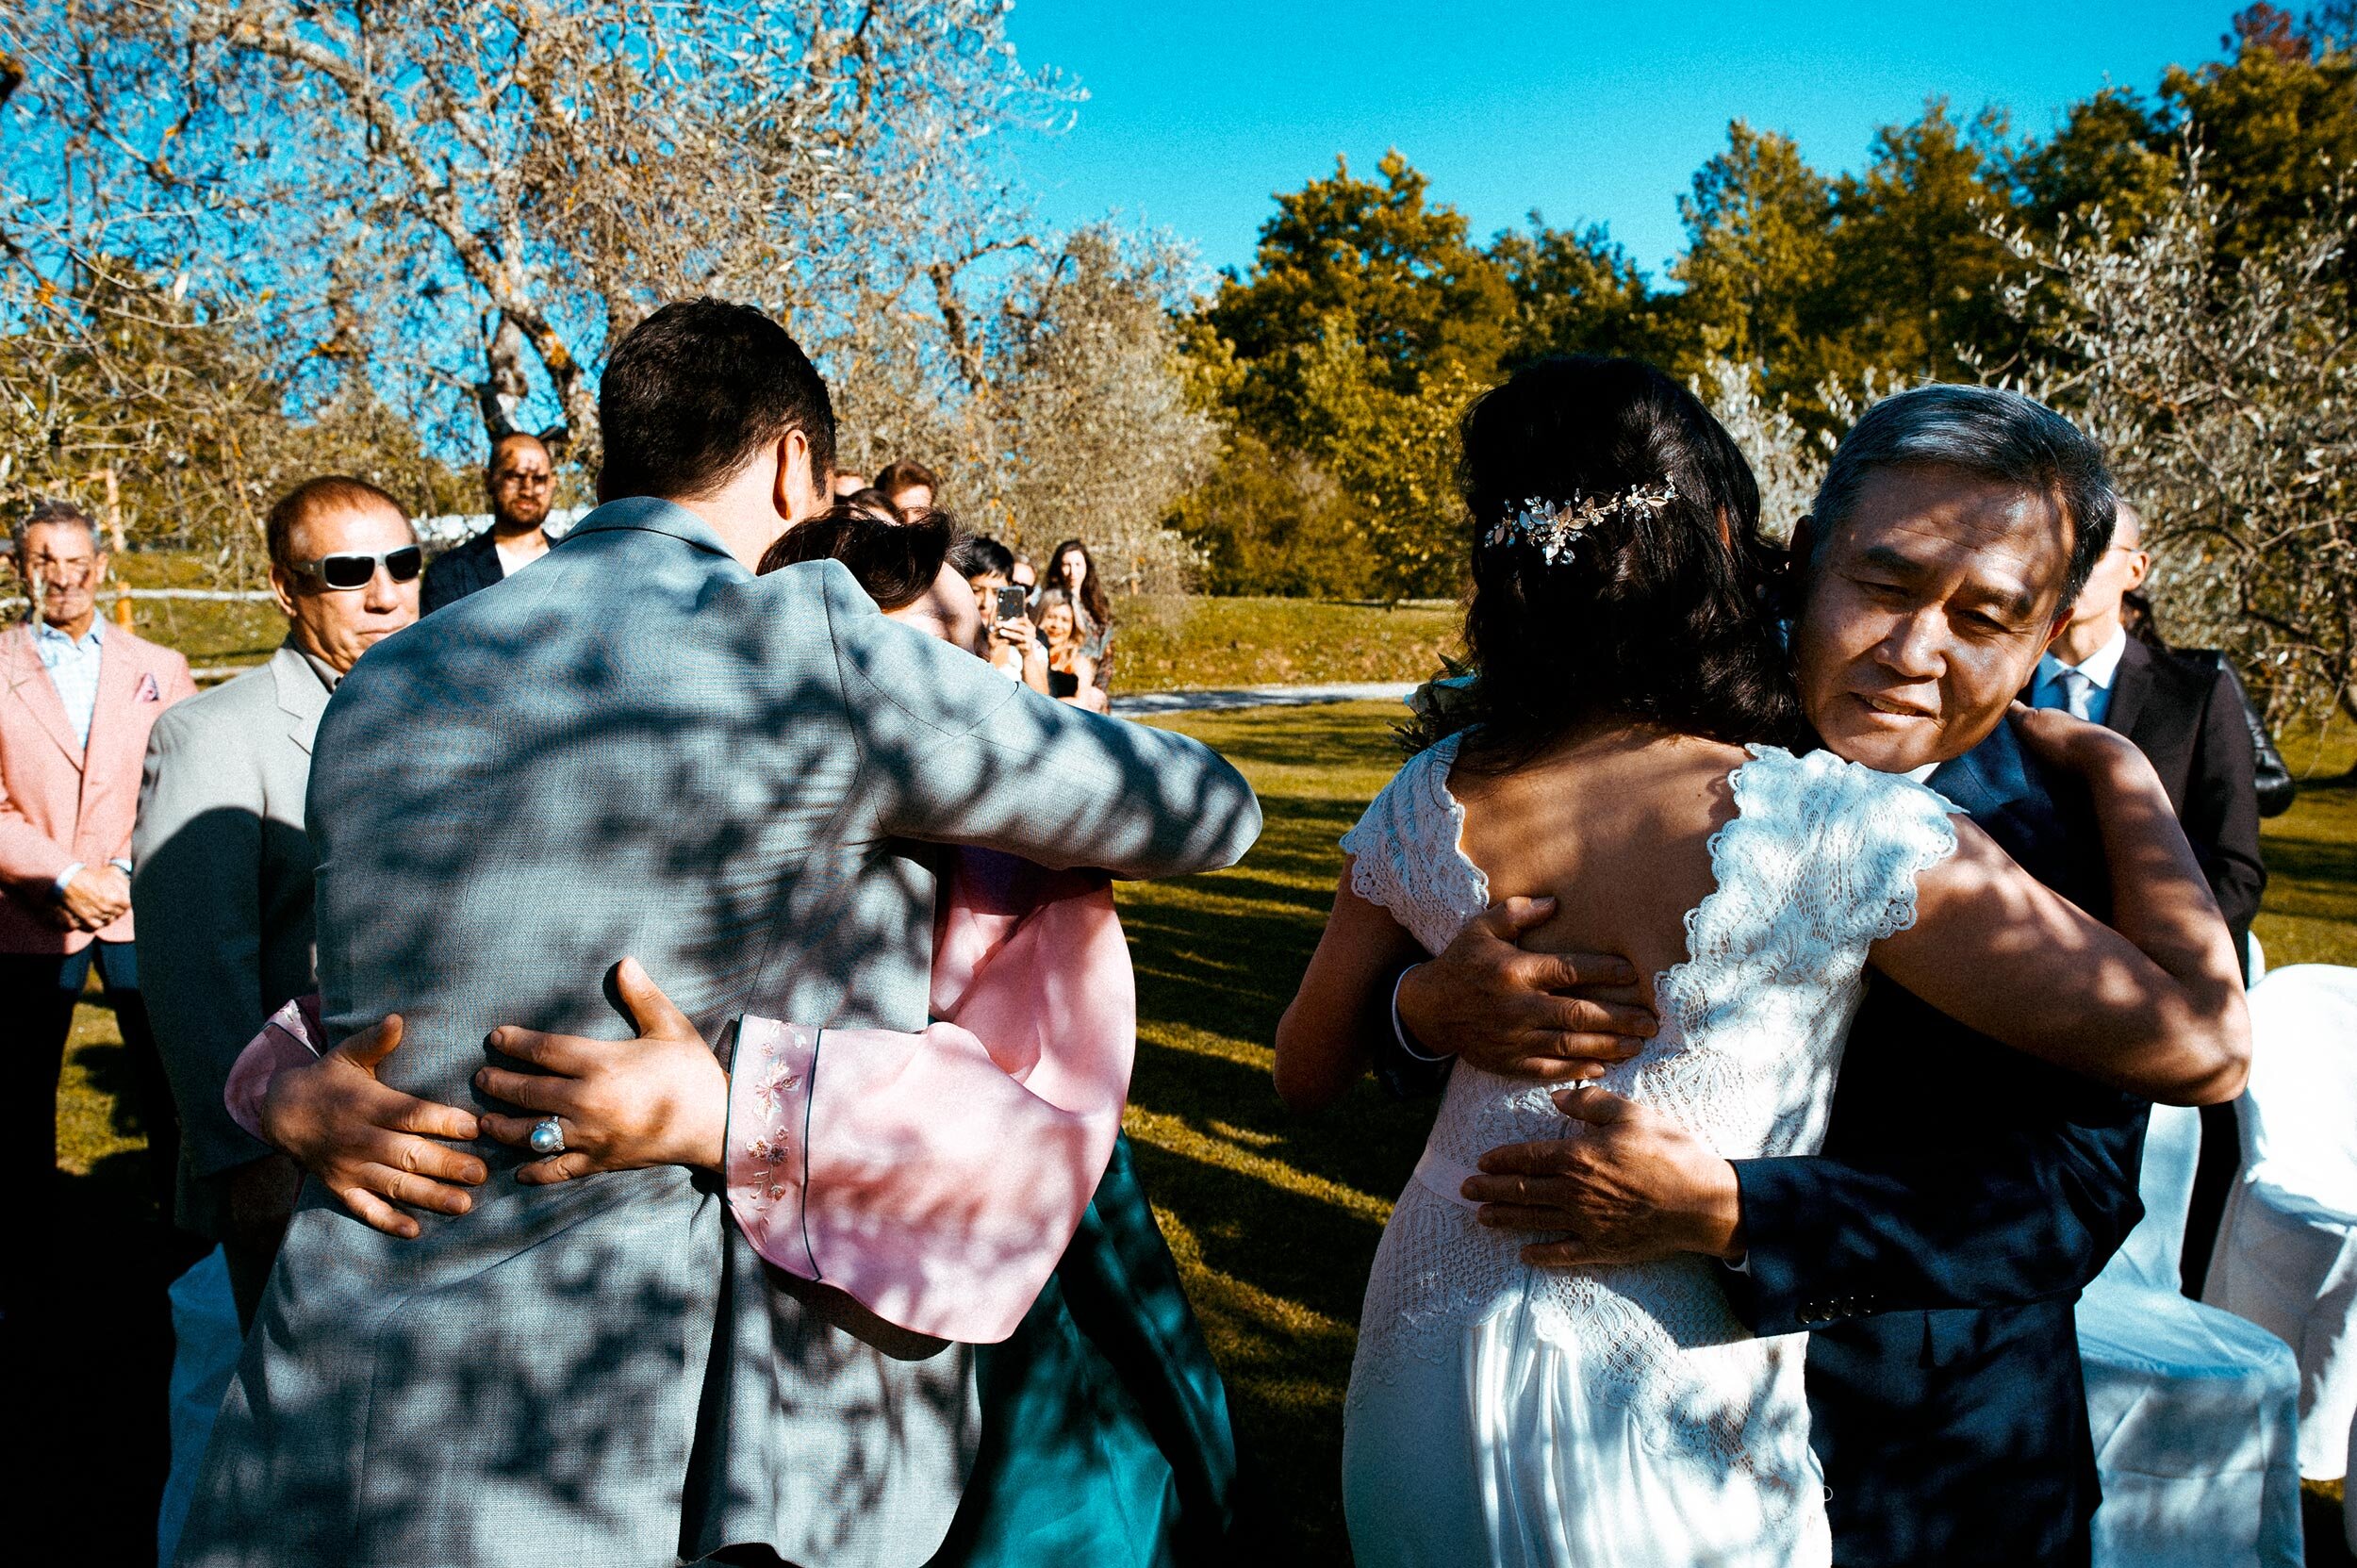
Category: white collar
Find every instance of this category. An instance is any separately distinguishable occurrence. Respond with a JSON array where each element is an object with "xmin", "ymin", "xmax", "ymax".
[
  {"xmin": 2044, "ymin": 626, "xmax": 2129, "ymax": 690},
  {"xmin": 33, "ymin": 617, "xmax": 102, "ymax": 651}
]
